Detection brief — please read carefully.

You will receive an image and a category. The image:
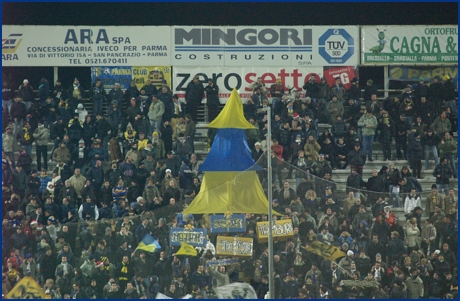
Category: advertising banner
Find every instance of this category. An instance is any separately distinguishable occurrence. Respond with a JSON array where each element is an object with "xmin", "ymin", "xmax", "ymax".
[
  {"xmin": 172, "ymin": 26, "xmax": 359, "ymax": 67},
  {"xmin": 215, "ymin": 236, "xmax": 253, "ymax": 257},
  {"xmin": 323, "ymin": 66, "xmax": 358, "ymax": 90},
  {"xmin": 389, "ymin": 66, "xmax": 458, "ymax": 82},
  {"xmin": 256, "ymin": 219, "xmax": 294, "ymax": 243},
  {"xmin": 170, "ymin": 228, "xmax": 207, "ymax": 247},
  {"xmin": 210, "ymin": 214, "xmax": 246, "ymax": 233},
  {"xmin": 2, "ymin": 25, "xmax": 171, "ymax": 66},
  {"xmin": 173, "ymin": 66, "xmax": 324, "ymax": 103},
  {"xmin": 362, "ymin": 25, "xmax": 458, "ymax": 64}
]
